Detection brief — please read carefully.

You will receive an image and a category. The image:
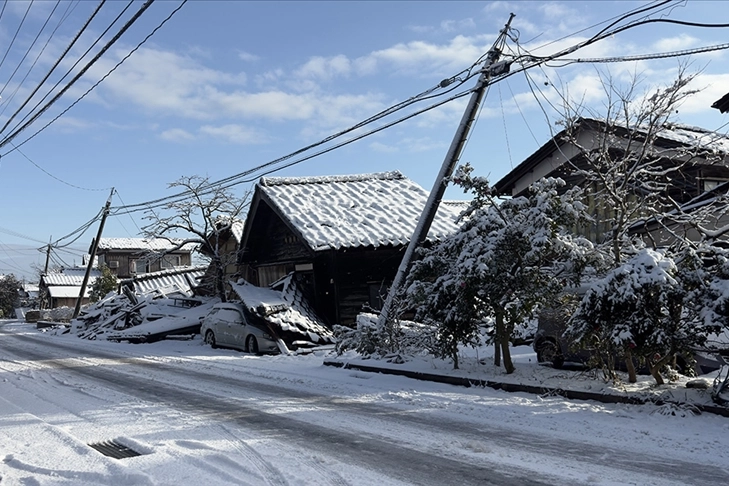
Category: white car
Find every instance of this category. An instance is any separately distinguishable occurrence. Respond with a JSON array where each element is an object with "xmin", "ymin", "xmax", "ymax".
[{"xmin": 200, "ymin": 302, "xmax": 279, "ymax": 354}]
